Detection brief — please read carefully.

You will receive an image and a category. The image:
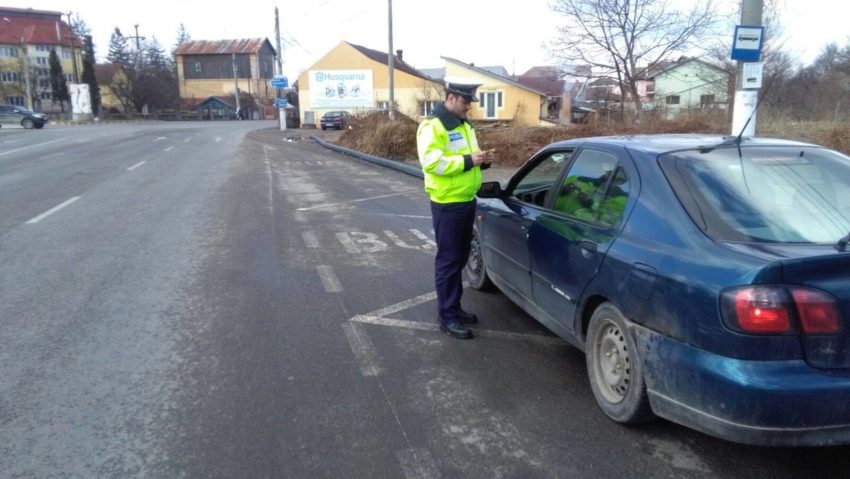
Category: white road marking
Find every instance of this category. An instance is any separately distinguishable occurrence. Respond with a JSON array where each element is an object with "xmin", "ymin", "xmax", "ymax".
[
  {"xmin": 164, "ymin": 146, "xmax": 175, "ymax": 152},
  {"xmin": 153, "ymin": 136, "xmax": 166, "ymax": 142},
  {"xmin": 342, "ymin": 323, "xmax": 384, "ymax": 377},
  {"xmin": 127, "ymin": 161, "xmax": 146, "ymax": 171},
  {"xmin": 215, "ymin": 137, "xmax": 223, "ymax": 143},
  {"xmin": 384, "ymin": 230, "xmax": 419, "ymax": 250},
  {"xmin": 335, "ymin": 232, "xmax": 361, "ymax": 254},
  {"xmin": 410, "ymin": 229, "xmax": 437, "ymax": 249},
  {"xmin": 296, "ymin": 190, "xmax": 418, "ymax": 212},
  {"xmin": 397, "ymin": 449, "xmax": 441, "ymax": 479},
  {"xmin": 301, "ymin": 230, "xmax": 320, "ymax": 248},
  {"xmin": 26, "ymin": 196, "xmax": 80, "ymax": 224},
  {"xmin": 0, "ymin": 136, "xmax": 69, "ymax": 157},
  {"xmin": 316, "ymin": 265, "xmax": 343, "ymax": 293},
  {"xmin": 364, "ymin": 290, "xmax": 439, "ymax": 318},
  {"xmin": 351, "ymin": 315, "xmax": 563, "ymax": 346},
  {"xmin": 184, "ymin": 137, "xmax": 192, "ymax": 143},
  {"xmin": 292, "ymin": 211, "xmax": 307, "ymax": 223}
]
